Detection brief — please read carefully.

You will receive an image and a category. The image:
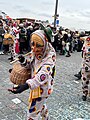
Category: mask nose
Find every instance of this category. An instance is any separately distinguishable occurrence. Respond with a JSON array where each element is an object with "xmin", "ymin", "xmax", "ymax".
[
  {"xmin": 31, "ymin": 46, "xmax": 36, "ymax": 52},
  {"xmin": 31, "ymin": 41, "xmax": 35, "ymax": 51}
]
